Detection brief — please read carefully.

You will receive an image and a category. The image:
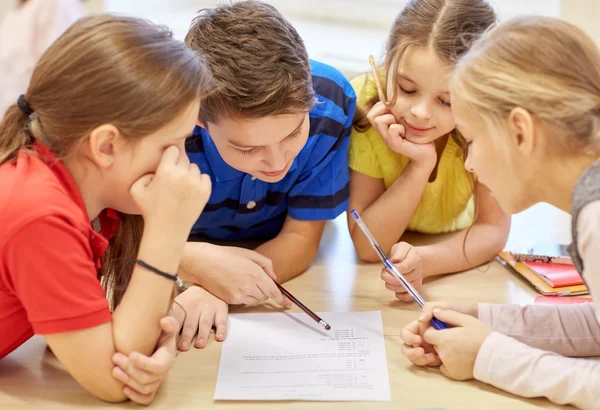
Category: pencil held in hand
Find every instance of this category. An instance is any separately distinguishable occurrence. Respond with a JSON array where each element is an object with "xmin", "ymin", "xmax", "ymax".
[
  {"xmin": 276, "ymin": 283, "xmax": 331, "ymax": 331},
  {"xmin": 369, "ymin": 55, "xmax": 388, "ymax": 104}
]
